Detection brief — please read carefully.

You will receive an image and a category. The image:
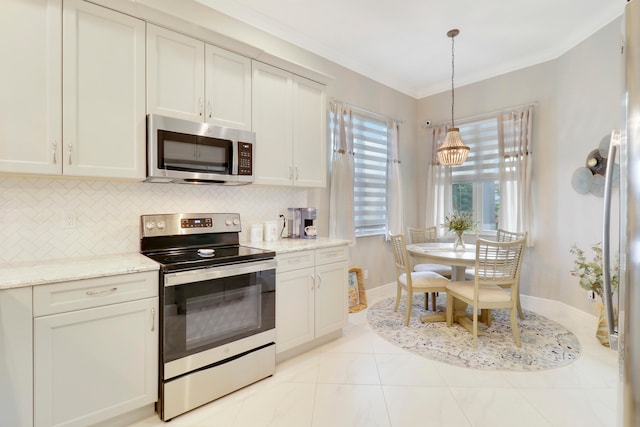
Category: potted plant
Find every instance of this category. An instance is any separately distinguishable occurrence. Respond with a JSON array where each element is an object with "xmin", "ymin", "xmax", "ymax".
[
  {"xmin": 569, "ymin": 242, "xmax": 619, "ymax": 347},
  {"xmin": 443, "ymin": 211, "xmax": 476, "ymax": 251}
]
